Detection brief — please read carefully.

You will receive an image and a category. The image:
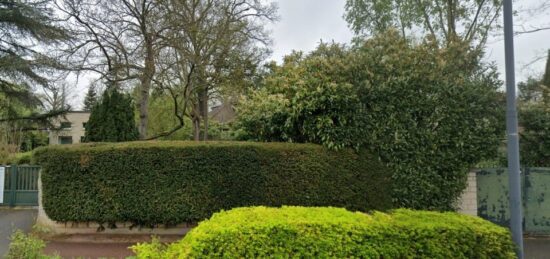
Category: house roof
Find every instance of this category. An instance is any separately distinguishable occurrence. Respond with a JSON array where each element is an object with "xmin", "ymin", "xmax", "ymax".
[{"xmin": 209, "ymin": 103, "xmax": 236, "ymax": 123}]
